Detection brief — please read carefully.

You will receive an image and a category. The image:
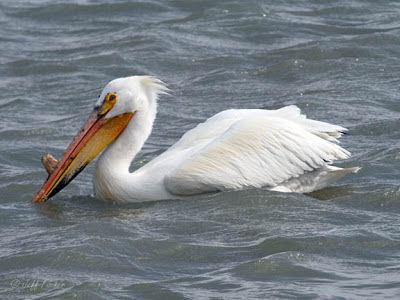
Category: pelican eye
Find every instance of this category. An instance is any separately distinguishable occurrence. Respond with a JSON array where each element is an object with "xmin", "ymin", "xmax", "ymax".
[{"xmin": 106, "ymin": 93, "xmax": 117, "ymax": 104}]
